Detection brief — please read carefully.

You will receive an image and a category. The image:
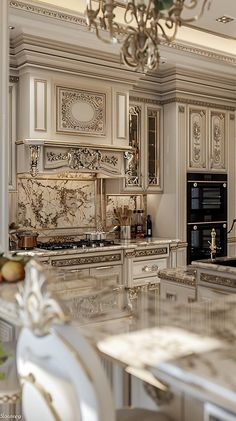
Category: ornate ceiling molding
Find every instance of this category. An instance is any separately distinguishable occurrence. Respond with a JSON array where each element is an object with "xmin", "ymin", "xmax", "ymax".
[
  {"xmin": 161, "ymin": 97, "xmax": 235, "ymax": 111},
  {"xmin": 160, "ymin": 40, "xmax": 236, "ymax": 67},
  {"xmin": 9, "ymin": 0, "xmax": 87, "ymax": 27},
  {"xmin": 10, "ymin": 1, "xmax": 236, "ymax": 69}
]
